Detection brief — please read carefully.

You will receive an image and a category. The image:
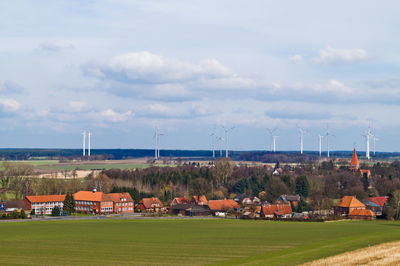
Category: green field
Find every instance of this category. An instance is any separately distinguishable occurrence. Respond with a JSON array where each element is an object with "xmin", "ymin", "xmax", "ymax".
[{"xmin": 1, "ymin": 219, "xmax": 400, "ymax": 265}]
